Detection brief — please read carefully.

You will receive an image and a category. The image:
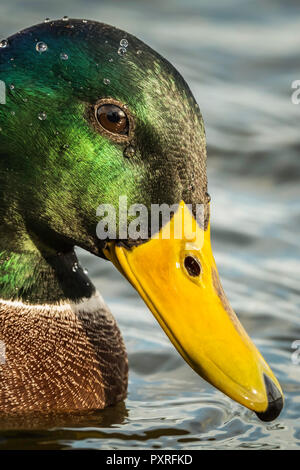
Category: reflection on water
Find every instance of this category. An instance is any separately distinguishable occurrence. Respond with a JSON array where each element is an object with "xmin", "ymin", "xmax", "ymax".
[{"xmin": 0, "ymin": 0, "xmax": 299, "ymax": 450}]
